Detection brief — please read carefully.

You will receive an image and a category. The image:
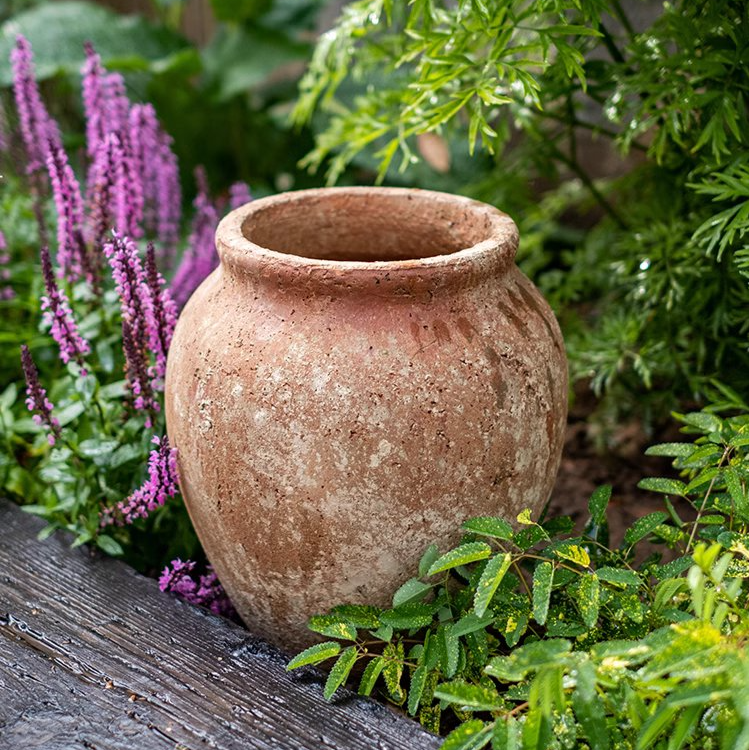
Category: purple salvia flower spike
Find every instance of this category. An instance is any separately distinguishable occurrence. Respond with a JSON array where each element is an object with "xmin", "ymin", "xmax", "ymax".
[
  {"xmin": 144, "ymin": 242, "xmax": 177, "ymax": 386},
  {"xmin": 170, "ymin": 166, "xmax": 219, "ymax": 309},
  {"xmin": 20, "ymin": 344, "xmax": 61, "ymax": 445},
  {"xmin": 104, "ymin": 232, "xmax": 150, "ymax": 341},
  {"xmin": 81, "ymin": 42, "xmax": 107, "ymax": 160},
  {"xmin": 114, "ymin": 436, "xmax": 178, "ymax": 523},
  {"xmin": 159, "ymin": 558, "xmax": 236, "ymax": 617},
  {"xmin": 121, "ymin": 317, "xmax": 158, "ymax": 419},
  {"xmin": 229, "ymin": 181, "xmax": 253, "ymax": 210},
  {"xmin": 10, "ymin": 35, "xmax": 62, "ymax": 174},
  {"xmin": 40, "ymin": 246, "xmax": 90, "ymax": 370},
  {"xmin": 45, "ymin": 142, "xmax": 95, "ymax": 285},
  {"xmin": 87, "ymin": 133, "xmax": 128, "ymax": 247}
]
